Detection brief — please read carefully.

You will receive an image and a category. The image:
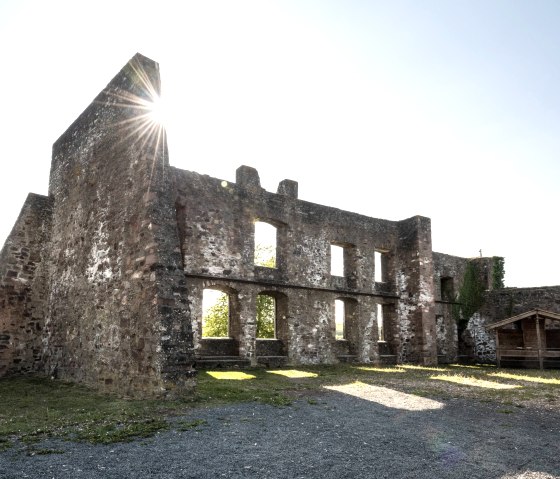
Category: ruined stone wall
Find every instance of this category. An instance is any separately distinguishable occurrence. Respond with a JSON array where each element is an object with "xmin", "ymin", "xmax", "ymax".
[
  {"xmin": 174, "ymin": 165, "xmax": 437, "ymax": 365},
  {"xmin": 464, "ymin": 312, "xmax": 496, "ymax": 363},
  {"xmin": 432, "ymin": 253, "xmax": 468, "ymax": 362},
  {"xmin": 394, "ymin": 217, "xmax": 437, "ymax": 365},
  {"xmin": 484, "ymin": 287, "xmax": 560, "ymax": 319},
  {"xmin": 0, "ymin": 194, "xmax": 52, "ymax": 376},
  {"xmin": 432, "ymin": 253, "xmax": 501, "ymax": 363},
  {"xmin": 39, "ymin": 54, "xmax": 193, "ymax": 397},
  {"xmin": 3, "ymin": 52, "xmax": 513, "ymax": 392},
  {"xmin": 187, "ymin": 276, "xmax": 383, "ymax": 365},
  {"xmin": 174, "ymin": 165, "xmax": 398, "ymax": 289}
]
